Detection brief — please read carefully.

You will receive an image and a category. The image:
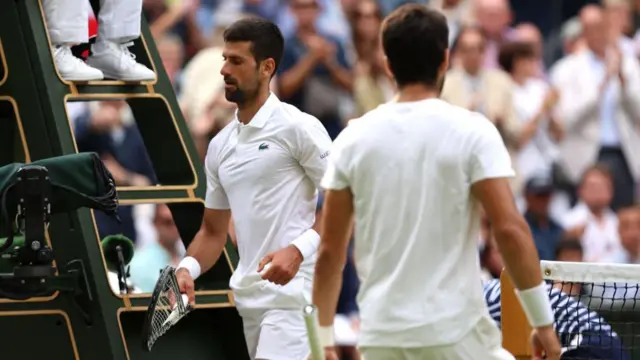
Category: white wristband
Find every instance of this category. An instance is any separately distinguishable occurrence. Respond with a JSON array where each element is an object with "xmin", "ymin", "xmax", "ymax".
[
  {"xmin": 514, "ymin": 282, "xmax": 554, "ymax": 328},
  {"xmin": 318, "ymin": 326, "xmax": 334, "ymax": 347},
  {"xmin": 177, "ymin": 256, "xmax": 201, "ymax": 280}
]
